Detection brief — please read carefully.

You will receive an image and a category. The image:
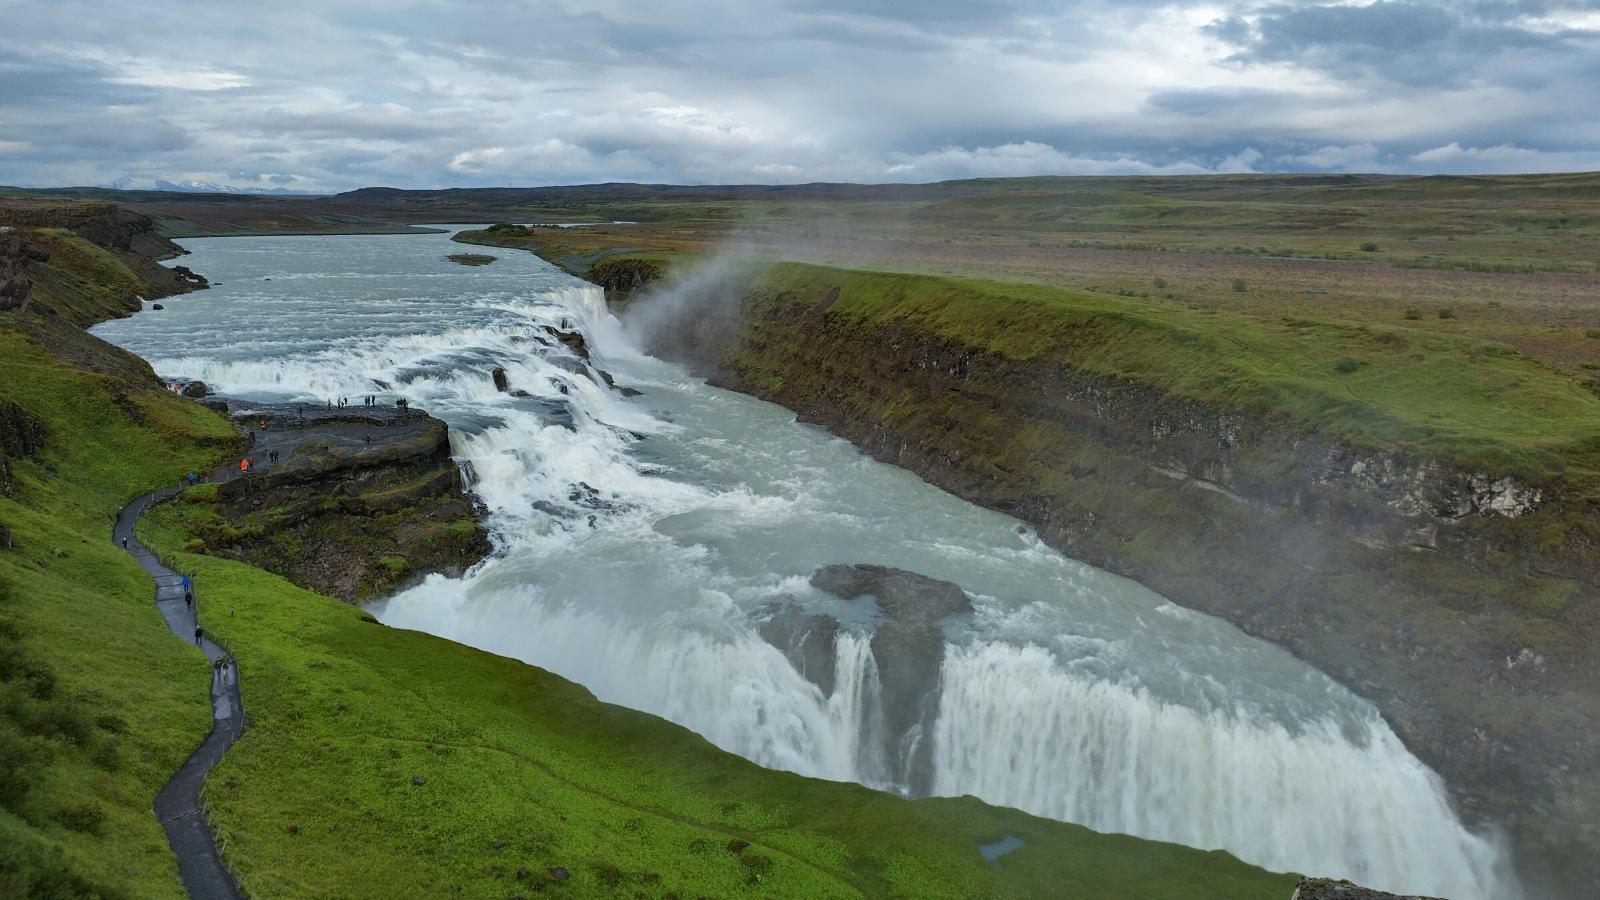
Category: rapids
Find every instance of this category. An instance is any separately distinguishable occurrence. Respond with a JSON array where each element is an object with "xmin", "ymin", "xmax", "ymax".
[{"xmin": 93, "ymin": 230, "xmax": 1519, "ymax": 899}]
